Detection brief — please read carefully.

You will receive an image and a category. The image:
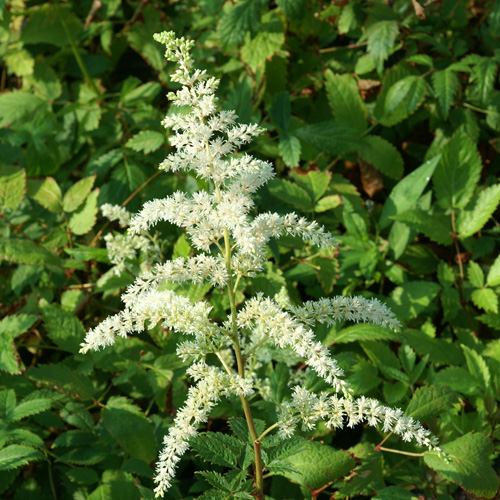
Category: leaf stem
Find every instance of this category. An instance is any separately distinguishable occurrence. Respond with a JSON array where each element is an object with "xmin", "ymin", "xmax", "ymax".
[{"xmin": 378, "ymin": 446, "xmax": 425, "ymax": 457}]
